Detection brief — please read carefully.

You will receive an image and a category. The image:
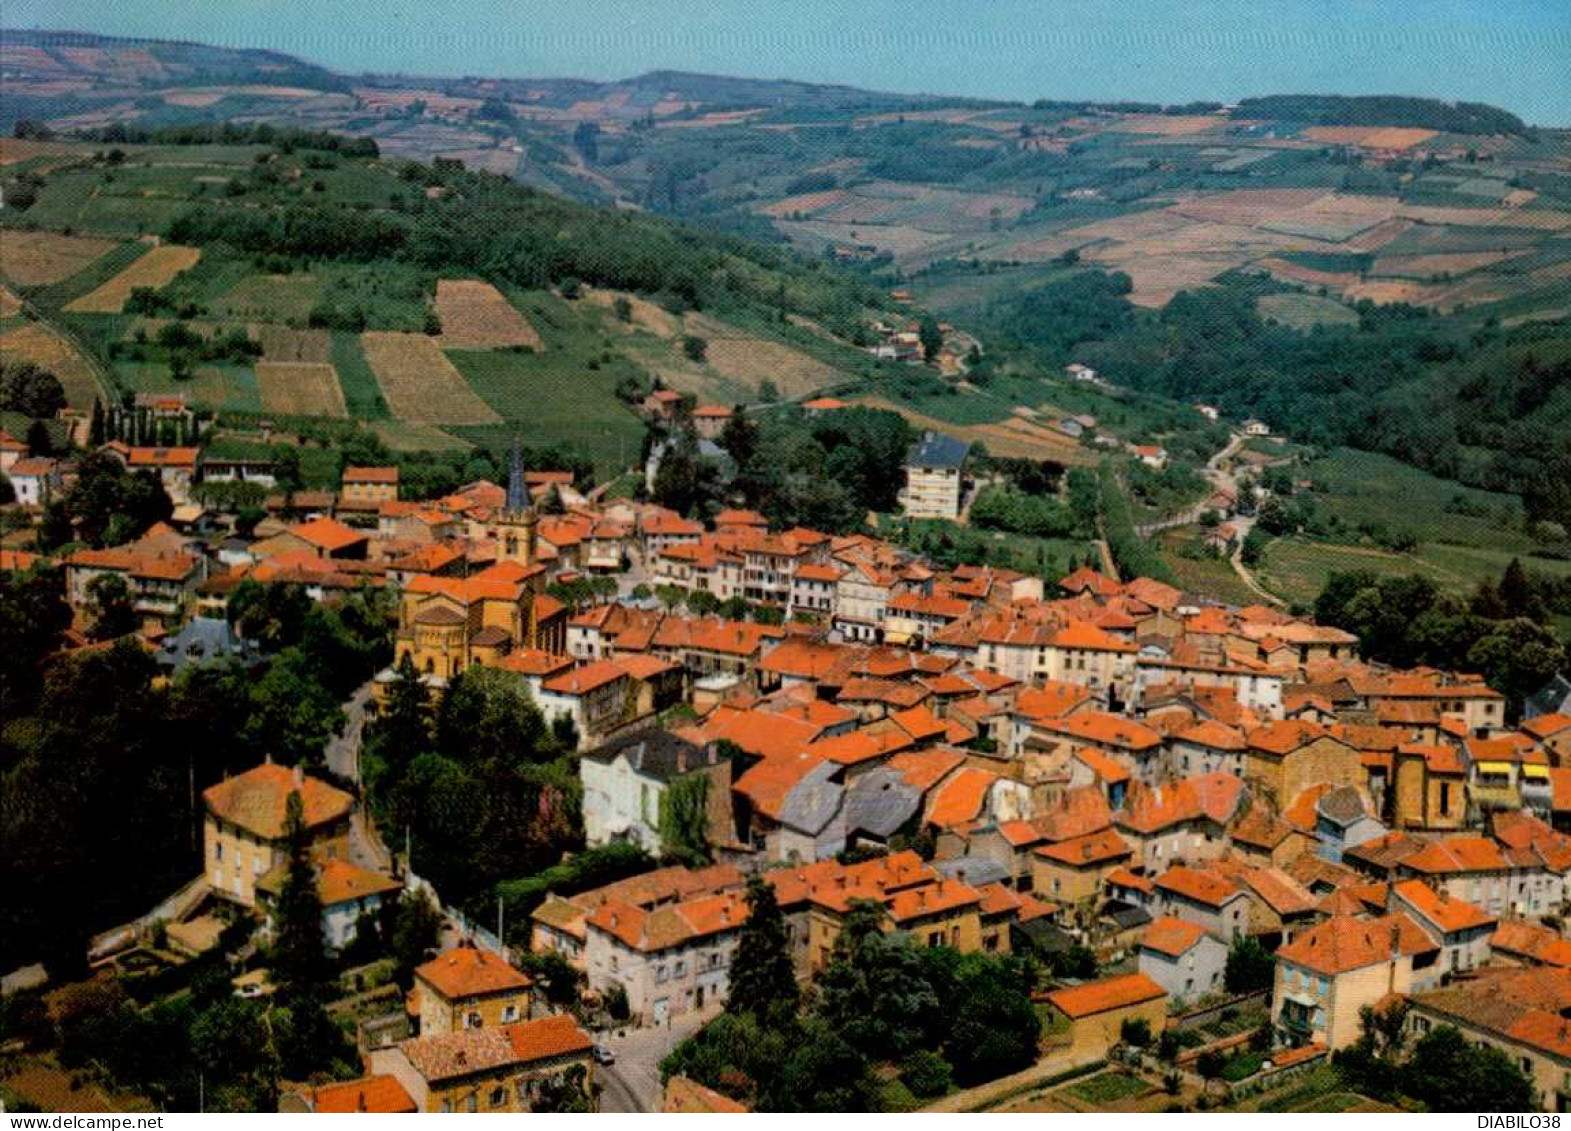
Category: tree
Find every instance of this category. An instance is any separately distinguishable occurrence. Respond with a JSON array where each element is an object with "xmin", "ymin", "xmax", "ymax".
[
  {"xmin": 682, "ymin": 335, "xmax": 708, "ymax": 363},
  {"xmin": 389, "ymin": 889, "xmax": 443, "ymax": 988},
  {"xmin": 270, "ymin": 791, "xmax": 353, "ymax": 1079},
  {"xmin": 86, "ymin": 572, "xmax": 140, "ymax": 641},
  {"xmin": 726, "ymin": 878, "xmax": 798, "ymax": 1024},
  {"xmin": 918, "ymin": 315, "xmax": 944, "ymax": 363},
  {"xmin": 942, "ymin": 953, "xmax": 1041, "ymax": 1085},
  {"xmin": 1404, "ymin": 1023, "xmax": 1537, "ymax": 1112},
  {"xmin": 0, "ymin": 360, "xmax": 66, "ymax": 417},
  {"xmin": 1469, "ymin": 618, "xmax": 1567, "ymax": 712},
  {"xmin": 1121, "ymin": 1017, "xmax": 1153, "ymax": 1048},
  {"xmin": 365, "ymin": 653, "xmax": 431, "ymax": 793},
  {"xmin": 0, "ymin": 565, "xmax": 71, "ymax": 710},
  {"xmin": 718, "ymin": 407, "xmax": 759, "ymax": 467},
  {"xmin": 1223, "ymin": 935, "xmax": 1275, "ymax": 994},
  {"xmin": 272, "ymin": 791, "xmax": 333, "ymax": 995}
]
